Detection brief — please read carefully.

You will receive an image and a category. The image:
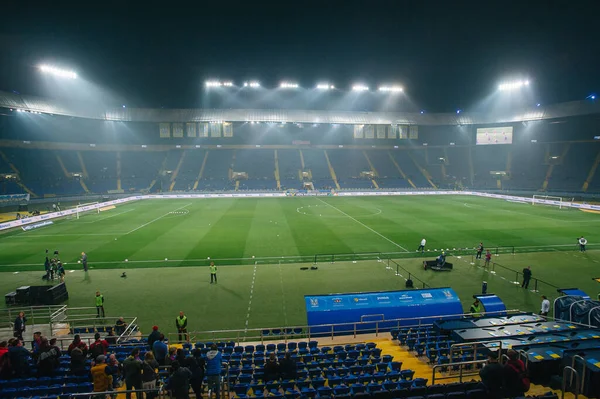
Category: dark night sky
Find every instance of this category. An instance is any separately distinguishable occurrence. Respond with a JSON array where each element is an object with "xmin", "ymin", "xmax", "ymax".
[{"xmin": 0, "ymin": 0, "xmax": 599, "ymax": 112}]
